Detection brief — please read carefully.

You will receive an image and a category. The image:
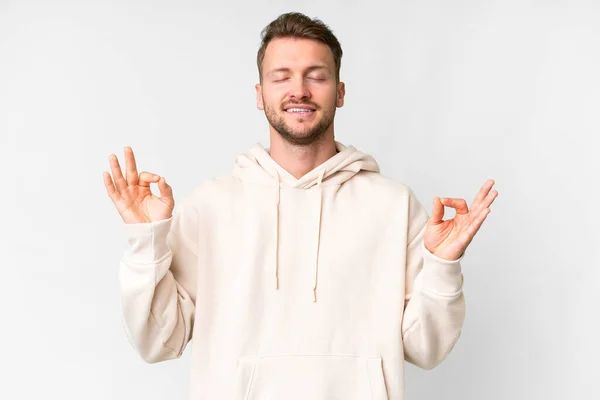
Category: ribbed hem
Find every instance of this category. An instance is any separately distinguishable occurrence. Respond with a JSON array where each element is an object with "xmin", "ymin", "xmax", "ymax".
[
  {"xmin": 420, "ymin": 241, "xmax": 464, "ymax": 294},
  {"xmin": 122, "ymin": 217, "xmax": 173, "ymax": 263}
]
